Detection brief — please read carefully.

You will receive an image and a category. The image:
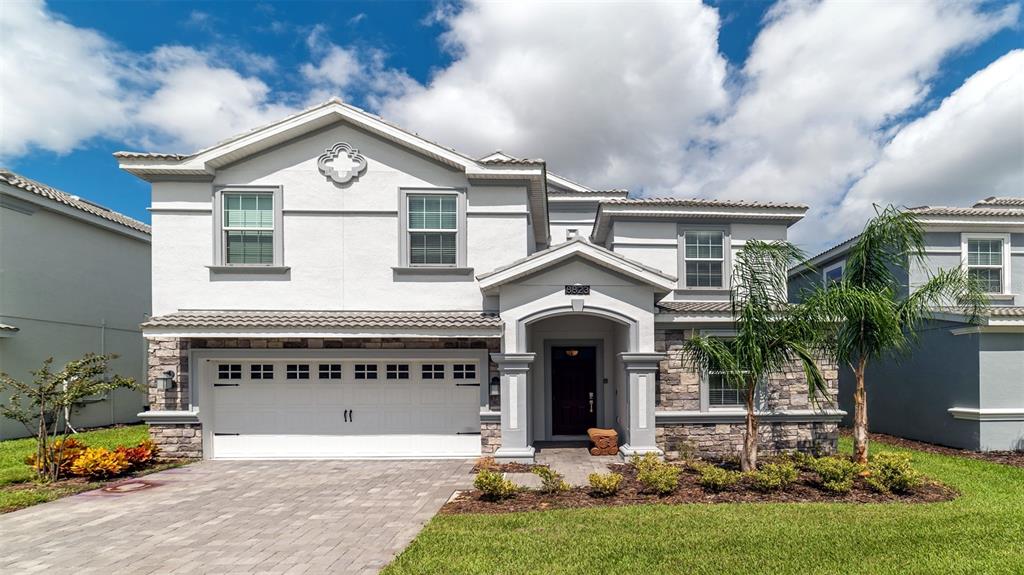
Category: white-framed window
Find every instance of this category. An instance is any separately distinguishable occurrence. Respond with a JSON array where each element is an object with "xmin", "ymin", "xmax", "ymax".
[
  {"xmin": 683, "ymin": 230, "xmax": 726, "ymax": 288},
  {"xmin": 962, "ymin": 233, "xmax": 1010, "ymax": 294},
  {"xmin": 407, "ymin": 194, "xmax": 457, "ymax": 265},
  {"xmin": 422, "ymin": 364, "xmax": 445, "ymax": 380},
  {"xmin": 318, "ymin": 364, "xmax": 343, "ymax": 380},
  {"xmin": 823, "ymin": 261, "xmax": 844, "ymax": 286},
  {"xmin": 218, "ymin": 364, "xmax": 242, "ymax": 380},
  {"xmin": 223, "ymin": 193, "xmax": 274, "ymax": 264},
  {"xmin": 386, "ymin": 364, "xmax": 410, "ymax": 380},
  {"xmin": 453, "ymin": 363, "xmax": 477, "ymax": 380},
  {"xmin": 707, "ymin": 372, "xmax": 744, "ymax": 407},
  {"xmin": 285, "ymin": 364, "xmax": 310, "ymax": 380},
  {"xmin": 250, "ymin": 364, "xmax": 274, "ymax": 380},
  {"xmin": 354, "ymin": 364, "xmax": 378, "ymax": 380}
]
